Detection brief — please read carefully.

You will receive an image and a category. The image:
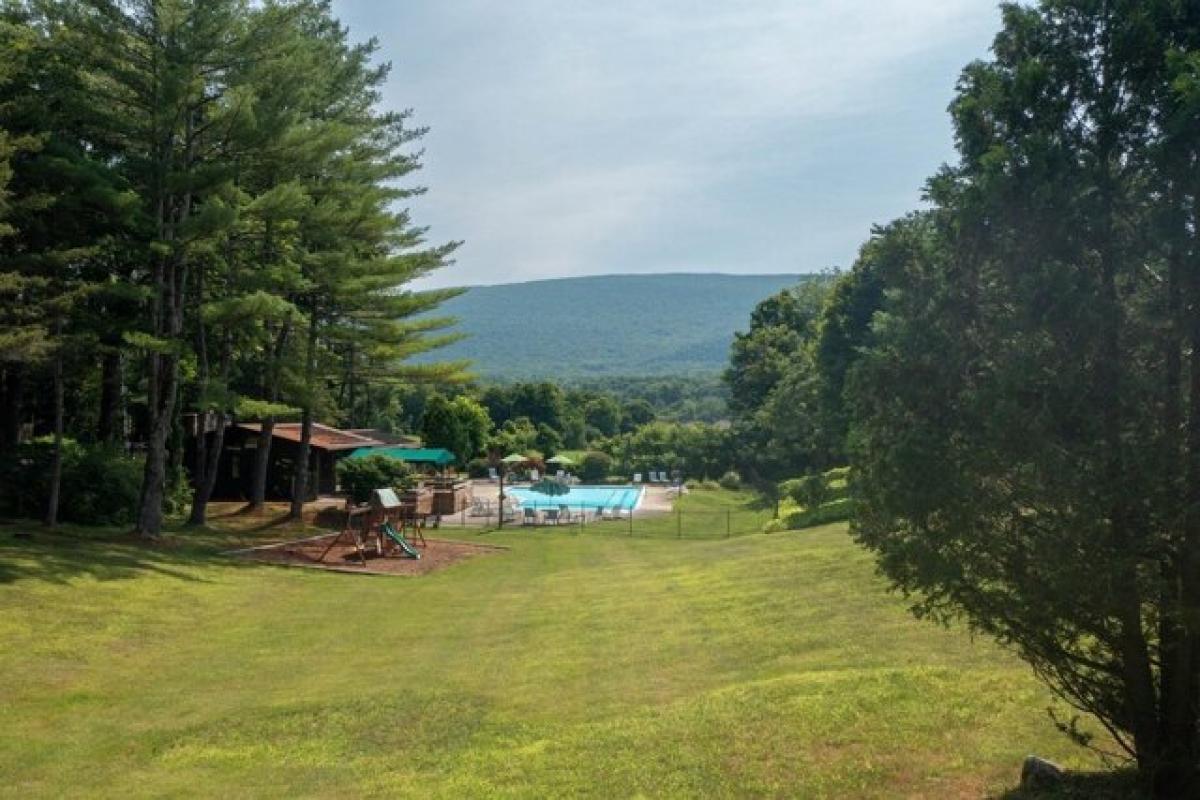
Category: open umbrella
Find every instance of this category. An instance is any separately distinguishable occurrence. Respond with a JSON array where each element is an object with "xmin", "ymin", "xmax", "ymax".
[
  {"xmin": 546, "ymin": 454, "xmax": 575, "ymax": 466},
  {"xmin": 496, "ymin": 454, "xmax": 529, "ymax": 530}
]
